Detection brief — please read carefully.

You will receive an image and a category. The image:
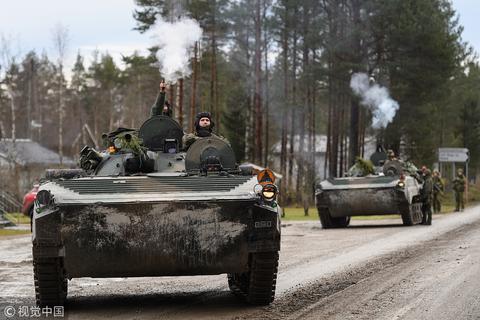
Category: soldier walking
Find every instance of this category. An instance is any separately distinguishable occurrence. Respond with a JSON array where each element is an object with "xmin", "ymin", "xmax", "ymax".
[
  {"xmin": 432, "ymin": 170, "xmax": 444, "ymax": 213},
  {"xmin": 421, "ymin": 168, "xmax": 433, "ymax": 225},
  {"xmin": 453, "ymin": 168, "xmax": 466, "ymax": 212}
]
